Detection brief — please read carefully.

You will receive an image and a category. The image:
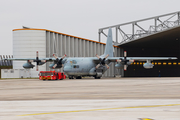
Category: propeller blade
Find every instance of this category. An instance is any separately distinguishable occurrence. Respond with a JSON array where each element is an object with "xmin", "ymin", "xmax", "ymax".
[
  {"xmin": 96, "ymin": 54, "xmax": 100, "ymax": 59},
  {"xmin": 62, "ymin": 54, "xmax": 66, "ymax": 59},
  {"xmin": 53, "ymin": 54, "xmax": 58, "ymax": 59},
  {"xmin": 36, "ymin": 51, "xmax": 38, "ymax": 57},
  {"xmin": 105, "ymin": 64, "xmax": 109, "ymax": 69},
  {"xmin": 96, "ymin": 64, "xmax": 101, "ymax": 69},
  {"xmin": 124, "ymin": 51, "xmax": 127, "ymax": 57},
  {"xmin": 104, "ymin": 54, "xmax": 109, "ymax": 59},
  {"xmin": 53, "ymin": 64, "xmax": 57, "ymax": 69},
  {"xmin": 116, "ymin": 59, "xmax": 122, "ymax": 62},
  {"xmin": 124, "ymin": 65, "xmax": 127, "ymax": 71},
  {"xmin": 36, "ymin": 65, "xmax": 38, "ymax": 71},
  {"xmin": 129, "ymin": 60, "xmax": 134, "ymax": 62}
]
